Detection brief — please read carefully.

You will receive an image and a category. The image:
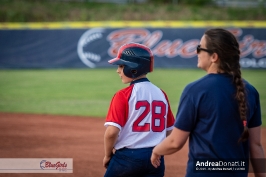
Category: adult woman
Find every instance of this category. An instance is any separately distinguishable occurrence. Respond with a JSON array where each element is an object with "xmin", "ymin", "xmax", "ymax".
[{"xmin": 151, "ymin": 28, "xmax": 265, "ymax": 177}]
